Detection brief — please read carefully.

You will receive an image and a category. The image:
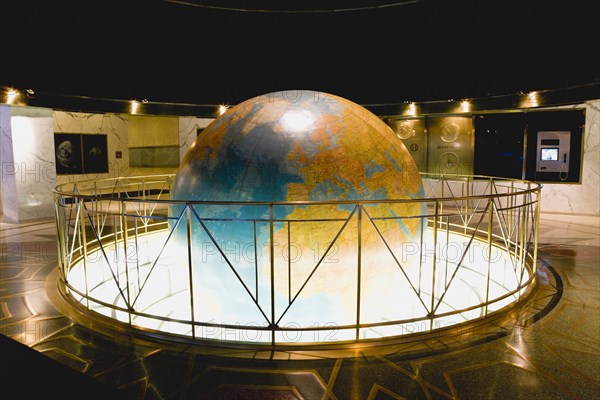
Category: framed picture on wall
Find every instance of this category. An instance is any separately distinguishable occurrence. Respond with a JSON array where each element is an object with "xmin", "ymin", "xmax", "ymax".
[
  {"xmin": 54, "ymin": 133, "xmax": 109, "ymax": 175},
  {"xmin": 82, "ymin": 134, "xmax": 109, "ymax": 173},
  {"xmin": 54, "ymin": 133, "xmax": 83, "ymax": 174}
]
